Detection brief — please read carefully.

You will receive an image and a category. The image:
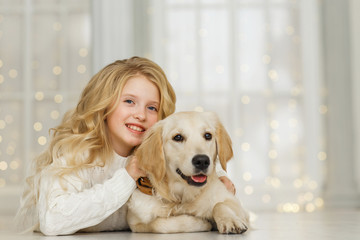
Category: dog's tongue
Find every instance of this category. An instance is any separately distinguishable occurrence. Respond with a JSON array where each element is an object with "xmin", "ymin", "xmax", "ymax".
[{"xmin": 191, "ymin": 174, "xmax": 207, "ymax": 183}]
